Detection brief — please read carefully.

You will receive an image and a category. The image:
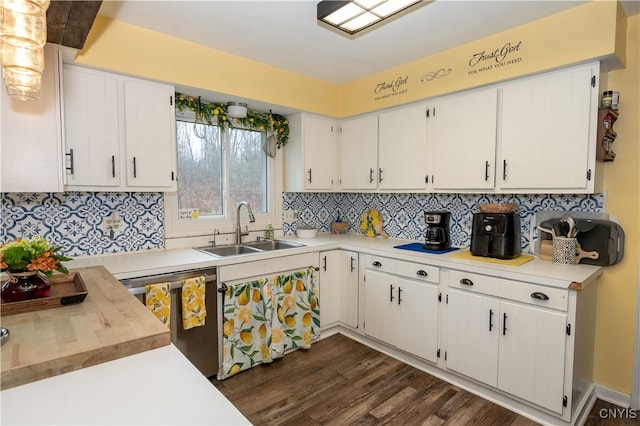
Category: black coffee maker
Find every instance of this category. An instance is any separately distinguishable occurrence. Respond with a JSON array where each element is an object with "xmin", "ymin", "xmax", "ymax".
[
  {"xmin": 423, "ymin": 211, "xmax": 451, "ymax": 251},
  {"xmin": 470, "ymin": 213, "xmax": 521, "ymax": 259}
]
